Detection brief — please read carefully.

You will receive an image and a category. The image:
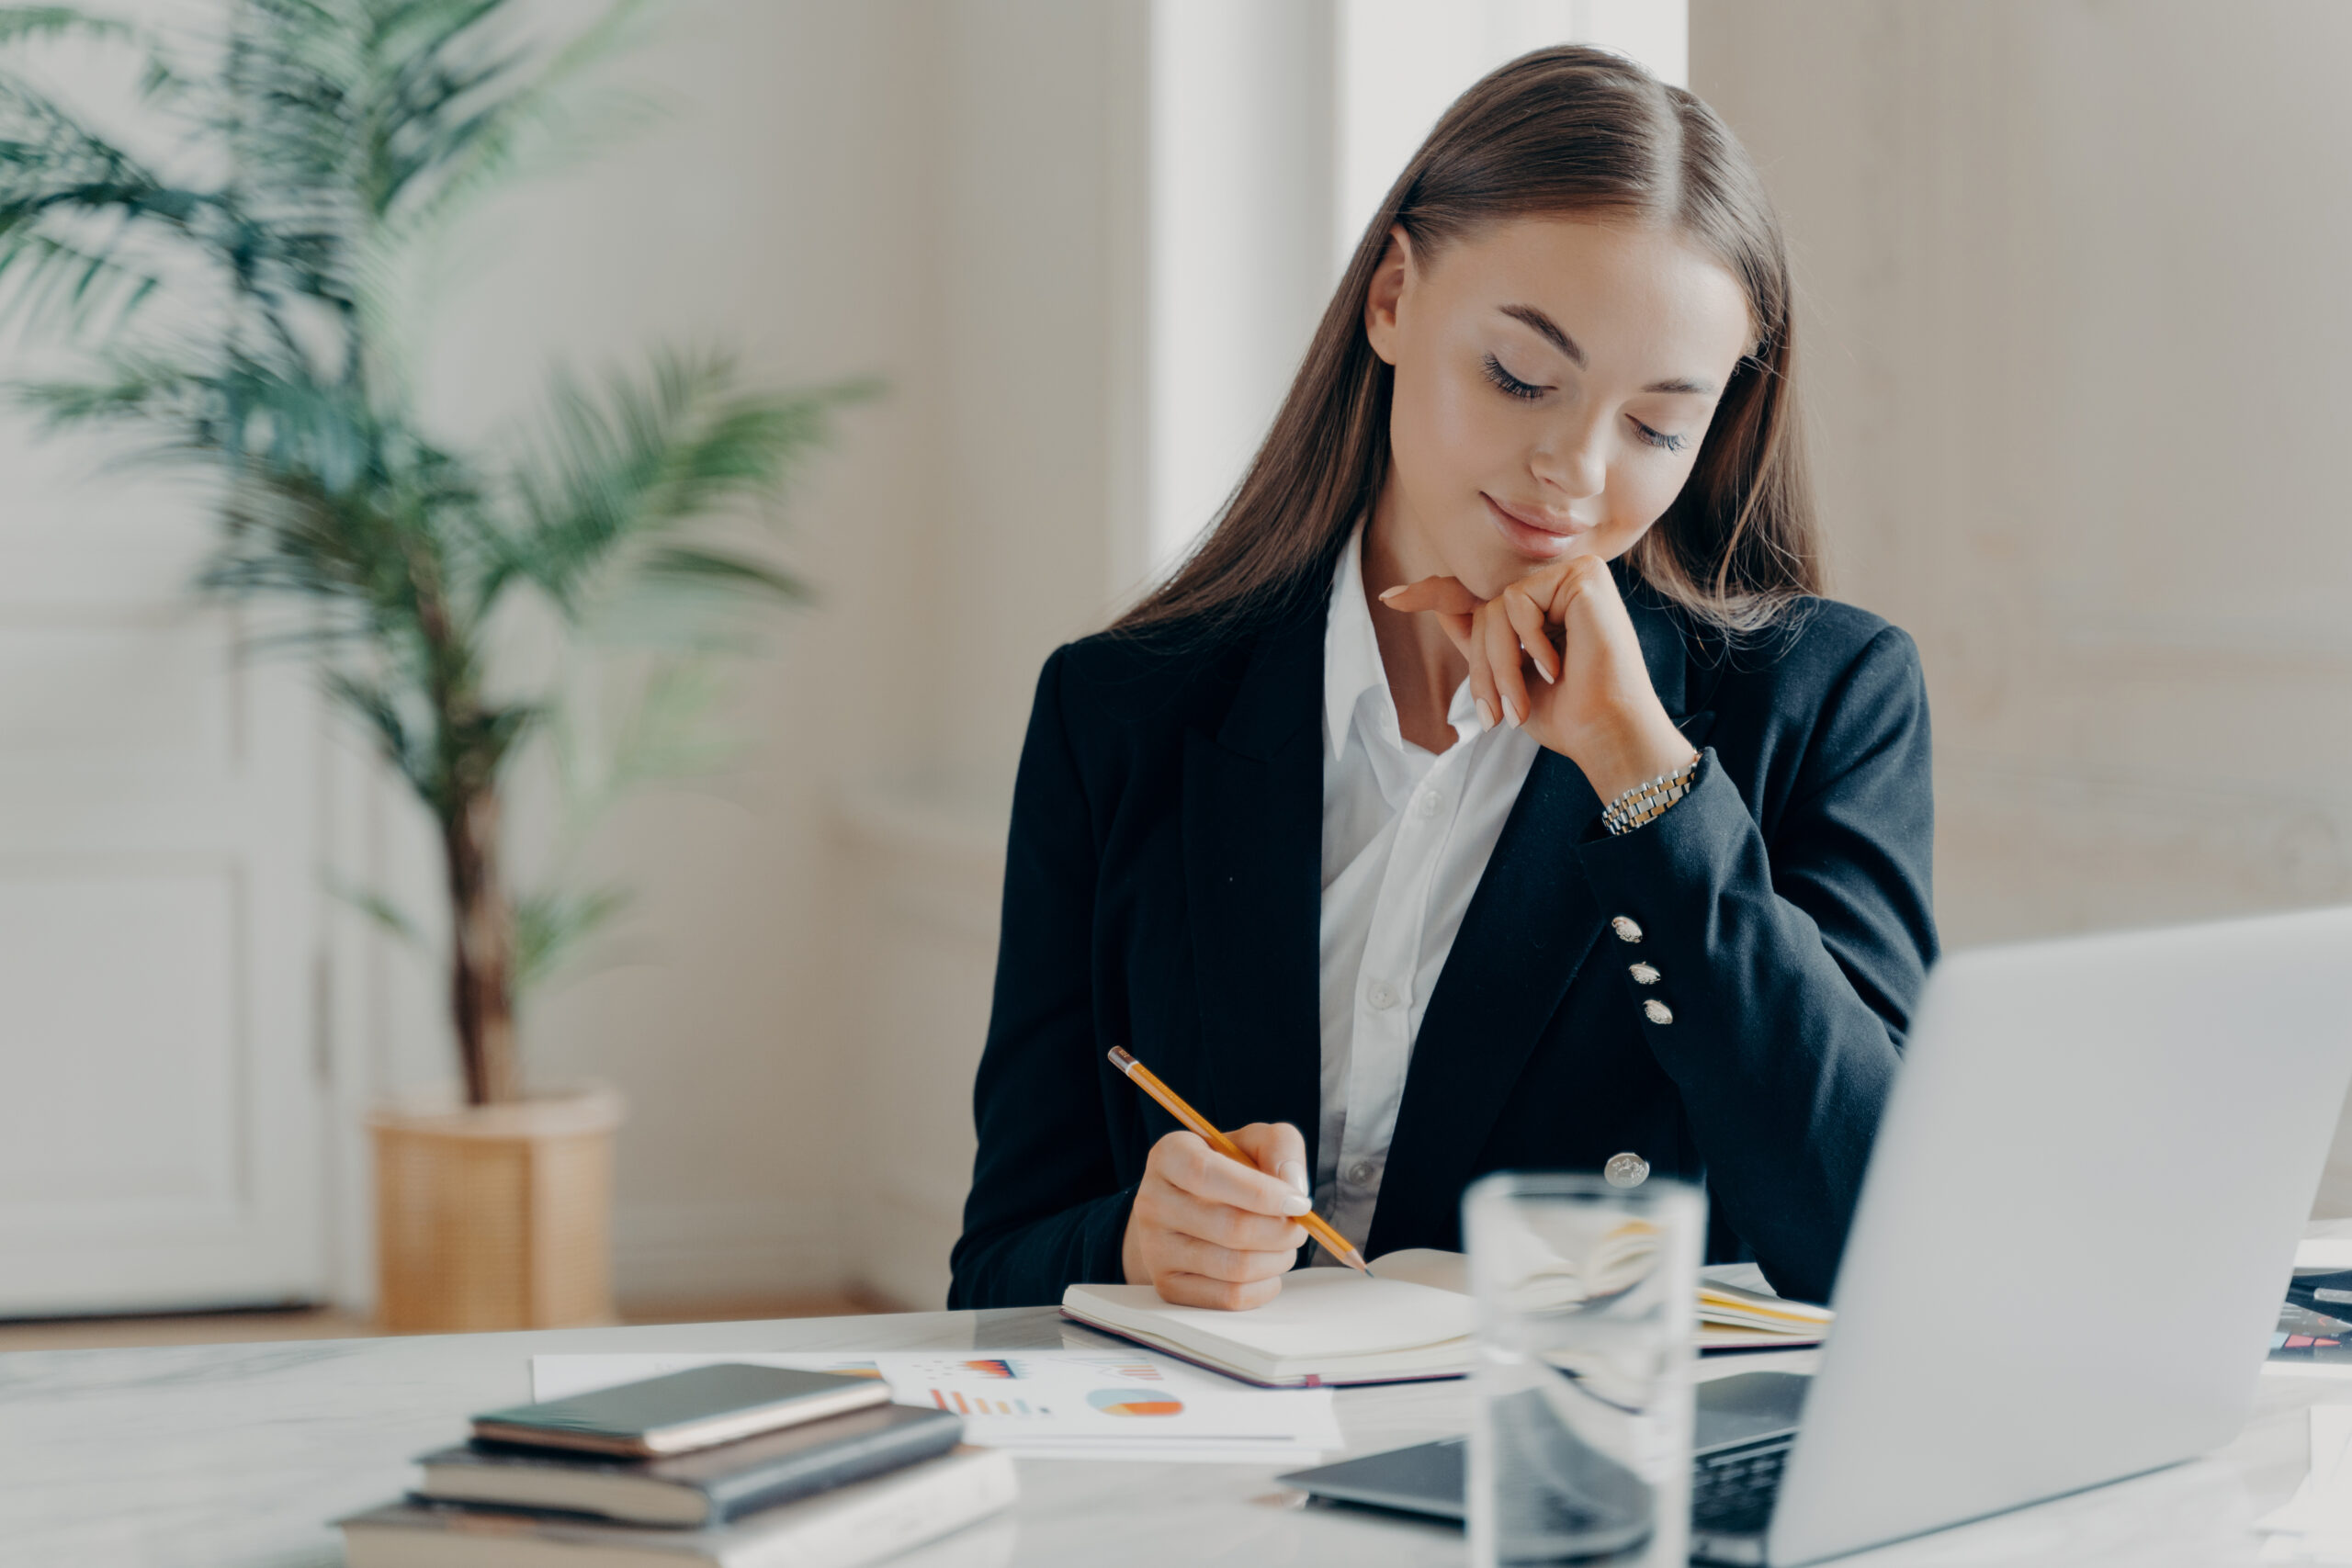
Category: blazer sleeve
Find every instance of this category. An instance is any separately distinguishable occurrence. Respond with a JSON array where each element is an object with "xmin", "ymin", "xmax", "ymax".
[
  {"xmin": 946, "ymin": 648, "xmax": 1136, "ymax": 1309},
  {"xmin": 1573, "ymin": 625, "xmax": 1937, "ymax": 1304}
]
